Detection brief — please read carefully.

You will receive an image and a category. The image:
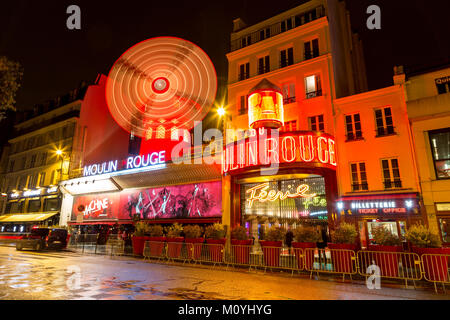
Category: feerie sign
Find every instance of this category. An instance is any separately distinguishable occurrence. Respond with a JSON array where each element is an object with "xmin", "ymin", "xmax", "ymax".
[{"xmin": 83, "ymin": 151, "xmax": 166, "ymax": 177}]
